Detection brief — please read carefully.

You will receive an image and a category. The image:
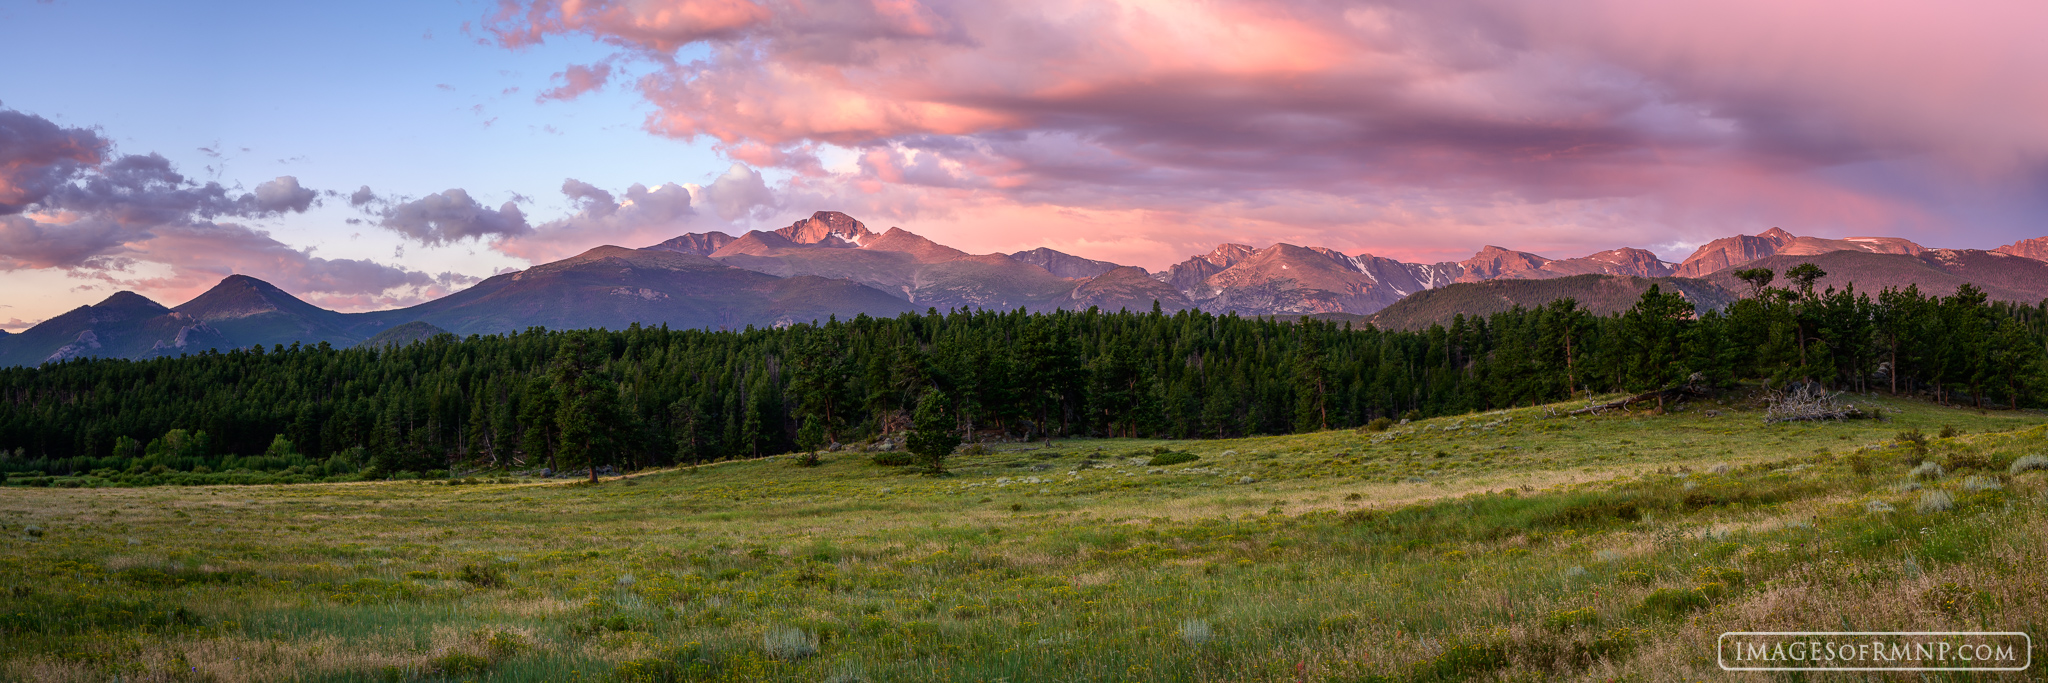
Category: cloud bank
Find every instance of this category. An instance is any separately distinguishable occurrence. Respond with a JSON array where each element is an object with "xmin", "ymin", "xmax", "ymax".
[
  {"xmin": 482, "ymin": 0, "xmax": 2048, "ymax": 265},
  {"xmin": 0, "ymin": 106, "xmax": 453, "ymax": 310}
]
